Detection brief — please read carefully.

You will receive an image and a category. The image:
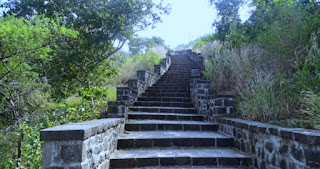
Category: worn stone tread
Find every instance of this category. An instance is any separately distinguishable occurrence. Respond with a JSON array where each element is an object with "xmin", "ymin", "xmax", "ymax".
[
  {"xmin": 138, "ymin": 97, "xmax": 192, "ymax": 101},
  {"xmin": 110, "ymin": 147, "xmax": 250, "ymax": 159},
  {"xmin": 119, "ymin": 131, "xmax": 231, "ymax": 139},
  {"xmin": 128, "ymin": 112, "xmax": 200, "ymax": 117},
  {"xmin": 127, "ymin": 120, "xmax": 216, "ymax": 125},
  {"xmin": 123, "ymin": 166, "xmax": 248, "ymax": 169},
  {"xmin": 130, "ymin": 106, "xmax": 196, "ymax": 110}
]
